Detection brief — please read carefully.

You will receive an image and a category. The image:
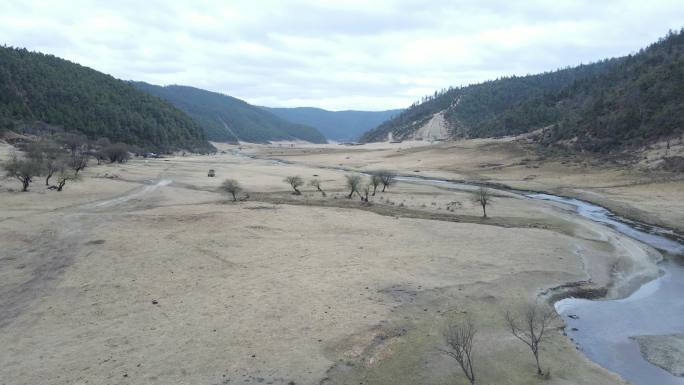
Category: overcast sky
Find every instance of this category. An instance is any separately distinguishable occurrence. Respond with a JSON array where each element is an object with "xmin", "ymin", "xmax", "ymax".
[{"xmin": 1, "ymin": 1, "xmax": 683, "ymax": 110}]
